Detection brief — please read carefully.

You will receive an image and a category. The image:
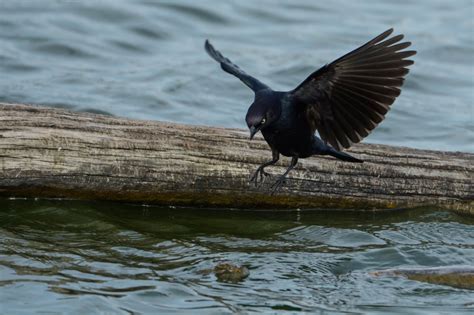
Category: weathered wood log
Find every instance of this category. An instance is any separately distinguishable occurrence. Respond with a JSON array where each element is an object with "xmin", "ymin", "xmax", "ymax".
[
  {"xmin": 0, "ymin": 103, "xmax": 472, "ymax": 214},
  {"xmin": 371, "ymin": 266, "xmax": 474, "ymax": 290}
]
